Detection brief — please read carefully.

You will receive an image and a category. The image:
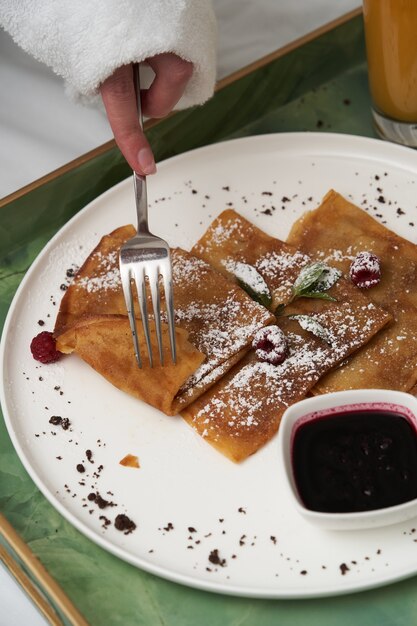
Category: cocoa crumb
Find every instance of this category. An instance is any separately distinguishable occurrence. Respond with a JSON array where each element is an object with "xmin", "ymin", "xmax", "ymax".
[
  {"xmin": 86, "ymin": 449, "xmax": 93, "ymax": 463},
  {"xmin": 208, "ymin": 549, "xmax": 227, "ymax": 567},
  {"xmin": 188, "ymin": 527, "xmax": 197, "ymax": 533},
  {"xmin": 238, "ymin": 507, "xmax": 246, "ymax": 514},
  {"xmin": 49, "ymin": 415, "xmax": 62, "ymax": 426},
  {"xmin": 76, "ymin": 464, "xmax": 85, "ymax": 473},
  {"xmin": 270, "ymin": 536, "xmax": 277, "ymax": 544},
  {"xmin": 340, "ymin": 563, "xmax": 350, "ymax": 575},
  {"xmin": 163, "ymin": 522, "xmax": 174, "ymax": 532},
  {"xmin": 99, "ymin": 515, "xmax": 111, "ymax": 529},
  {"xmin": 115, "ymin": 514, "xmax": 136, "ymax": 534},
  {"xmin": 88, "ymin": 492, "xmax": 116, "ymax": 509},
  {"xmin": 38, "ymin": 320, "xmax": 45, "ymax": 326}
]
